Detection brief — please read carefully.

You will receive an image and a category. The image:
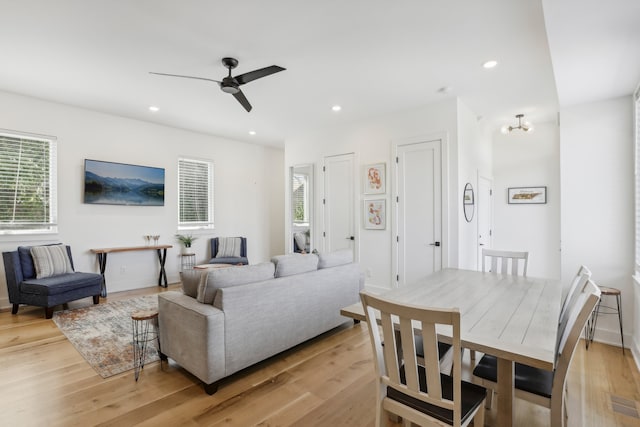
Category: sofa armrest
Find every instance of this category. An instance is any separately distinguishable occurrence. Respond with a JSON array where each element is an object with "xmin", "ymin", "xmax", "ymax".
[
  {"xmin": 2, "ymin": 251, "xmax": 23, "ymax": 303},
  {"xmin": 158, "ymin": 291, "xmax": 226, "ymax": 385}
]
